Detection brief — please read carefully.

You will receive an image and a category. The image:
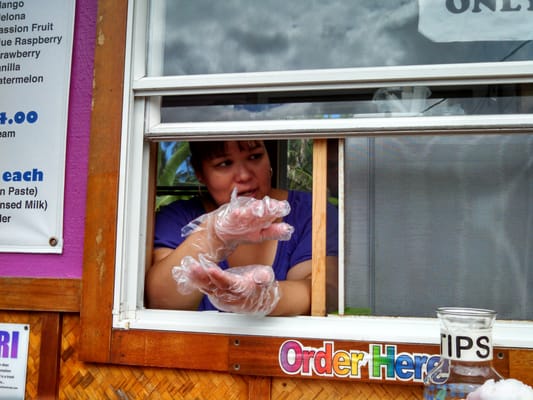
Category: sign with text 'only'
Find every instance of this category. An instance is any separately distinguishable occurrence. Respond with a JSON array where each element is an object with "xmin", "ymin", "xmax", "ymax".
[
  {"xmin": 0, "ymin": 0, "xmax": 76, "ymax": 253},
  {"xmin": 419, "ymin": 0, "xmax": 533, "ymax": 42}
]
